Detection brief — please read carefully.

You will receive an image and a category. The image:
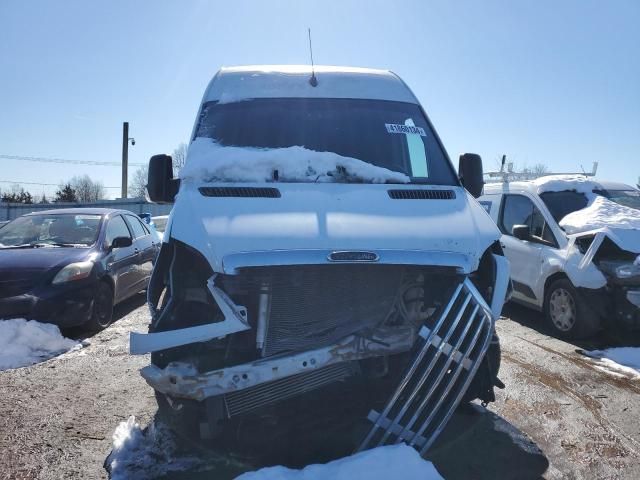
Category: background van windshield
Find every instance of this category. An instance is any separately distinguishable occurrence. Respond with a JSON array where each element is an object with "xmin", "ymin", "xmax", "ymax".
[
  {"xmin": 596, "ymin": 189, "xmax": 640, "ymax": 210},
  {"xmin": 540, "ymin": 191, "xmax": 589, "ymax": 223},
  {"xmin": 194, "ymin": 97, "xmax": 458, "ymax": 185},
  {"xmin": 0, "ymin": 214, "xmax": 101, "ymax": 247}
]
